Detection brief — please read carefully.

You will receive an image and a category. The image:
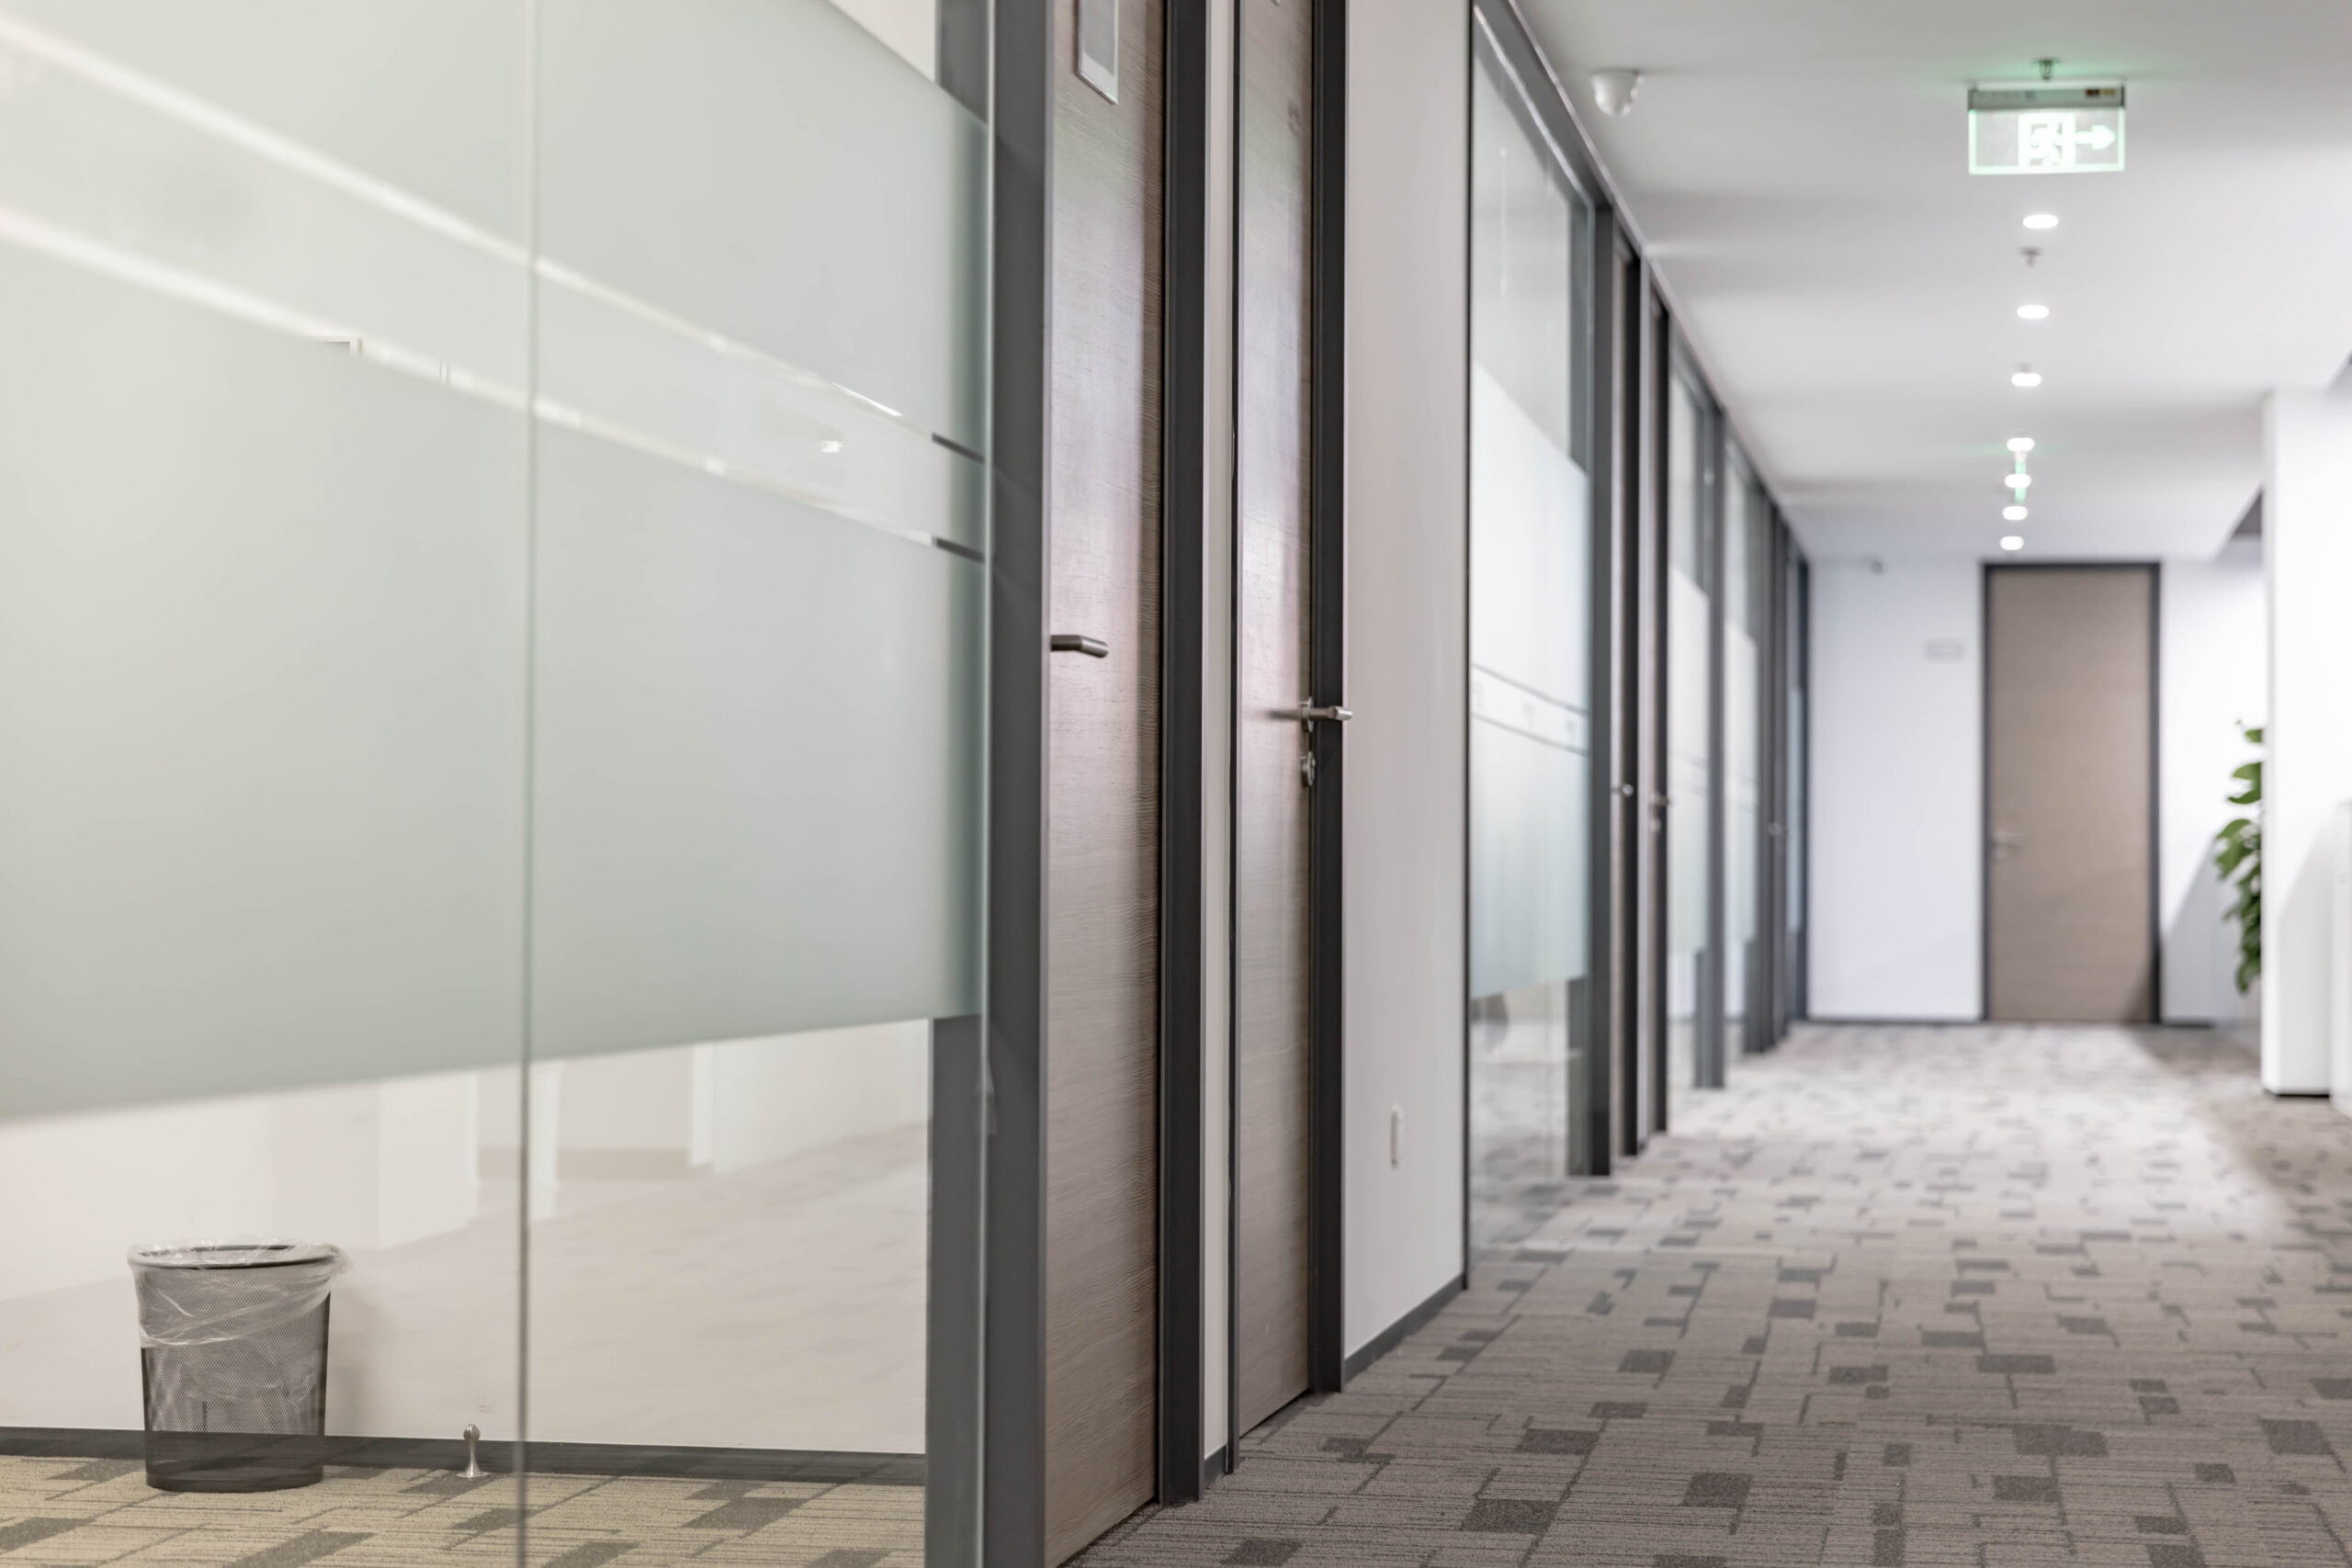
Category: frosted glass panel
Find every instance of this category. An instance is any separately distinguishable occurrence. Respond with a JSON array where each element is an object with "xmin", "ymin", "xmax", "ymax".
[
  {"xmin": 1469, "ymin": 32, "xmax": 1590, "ymax": 1195},
  {"xmin": 537, "ymin": 0, "xmax": 985, "ymax": 450},
  {"xmin": 1469, "ymin": 366, "xmax": 1589, "ymax": 998},
  {"xmin": 1666, "ymin": 371, "xmax": 1712, "ymax": 1090},
  {"xmin": 529, "ymin": 431, "xmax": 982, "ymax": 1055},
  {"xmin": 1723, "ymin": 456, "xmax": 1762, "ymax": 1031},
  {"xmin": 0, "ymin": 8, "xmax": 531, "ymax": 1119},
  {"xmin": 529, "ymin": 0, "xmax": 988, "ymax": 1055}
]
